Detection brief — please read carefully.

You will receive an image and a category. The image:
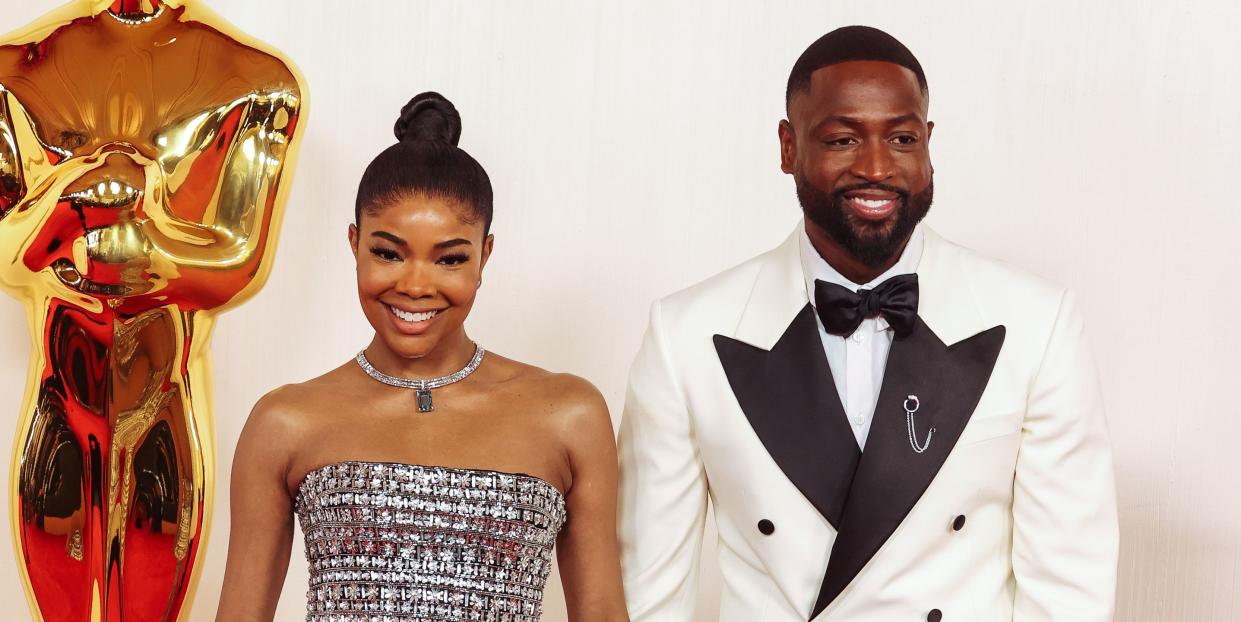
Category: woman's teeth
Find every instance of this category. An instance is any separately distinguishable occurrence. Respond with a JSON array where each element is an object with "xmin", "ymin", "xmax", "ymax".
[{"xmin": 388, "ymin": 305, "xmax": 438, "ymax": 323}]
